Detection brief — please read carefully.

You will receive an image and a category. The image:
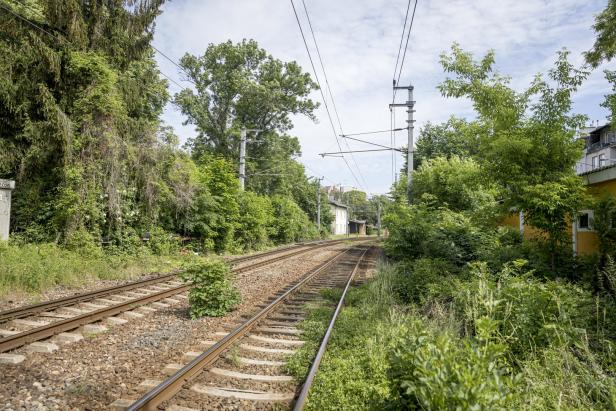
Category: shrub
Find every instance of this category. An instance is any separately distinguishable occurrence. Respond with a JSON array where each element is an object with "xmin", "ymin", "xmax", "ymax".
[
  {"xmin": 384, "ymin": 202, "xmax": 497, "ymax": 267},
  {"xmin": 457, "ymin": 261, "xmax": 591, "ymax": 361},
  {"xmin": 388, "ymin": 322, "xmax": 517, "ymax": 410},
  {"xmin": 270, "ymin": 195, "xmax": 318, "ymax": 244},
  {"xmin": 180, "ymin": 260, "xmax": 241, "ymax": 318},
  {"xmin": 393, "ymin": 258, "xmax": 455, "ymax": 304},
  {"xmin": 235, "ymin": 191, "xmax": 274, "ymax": 251}
]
